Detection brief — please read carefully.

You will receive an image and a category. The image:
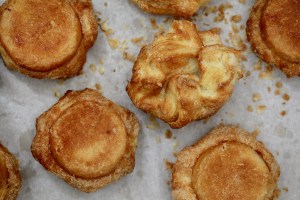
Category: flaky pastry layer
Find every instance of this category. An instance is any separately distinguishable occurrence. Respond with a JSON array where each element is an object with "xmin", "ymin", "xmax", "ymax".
[
  {"xmin": 172, "ymin": 125, "xmax": 280, "ymax": 200},
  {"xmin": 127, "ymin": 20, "xmax": 242, "ymax": 128},
  {"xmin": 31, "ymin": 89, "xmax": 140, "ymax": 192},
  {"xmin": 0, "ymin": 0, "xmax": 98, "ymax": 79},
  {"xmin": 0, "ymin": 143, "xmax": 21, "ymax": 200},
  {"xmin": 247, "ymin": 0, "xmax": 300, "ymax": 77},
  {"xmin": 132, "ymin": 0, "xmax": 211, "ymax": 17}
]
